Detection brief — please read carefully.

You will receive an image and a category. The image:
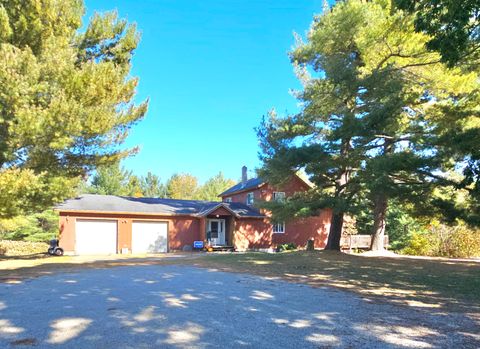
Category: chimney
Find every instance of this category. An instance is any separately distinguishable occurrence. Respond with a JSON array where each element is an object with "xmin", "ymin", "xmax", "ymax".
[{"xmin": 241, "ymin": 166, "xmax": 248, "ymax": 186}]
